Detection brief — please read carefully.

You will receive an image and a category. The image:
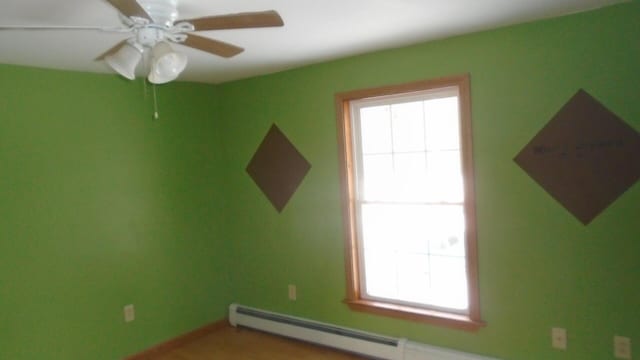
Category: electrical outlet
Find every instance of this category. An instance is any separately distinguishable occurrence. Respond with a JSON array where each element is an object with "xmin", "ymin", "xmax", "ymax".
[
  {"xmin": 124, "ymin": 304, "xmax": 135, "ymax": 323},
  {"xmin": 614, "ymin": 335, "xmax": 631, "ymax": 359},
  {"xmin": 551, "ymin": 327, "xmax": 567, "ymax": 350},
  {"xmin": 288, "ymin": 284, "xmax": 297, "ymax": 301}
]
